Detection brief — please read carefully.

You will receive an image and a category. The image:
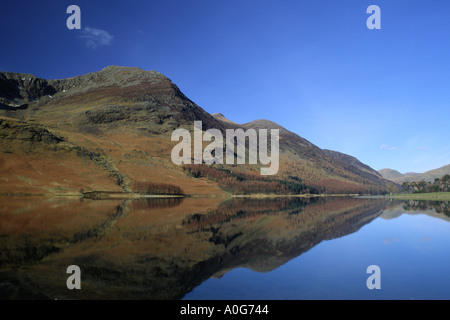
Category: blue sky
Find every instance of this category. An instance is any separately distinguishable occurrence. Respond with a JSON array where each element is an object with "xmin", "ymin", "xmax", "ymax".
[{"xmin": 1, "ymin": 0, "xmax": 449, "ymax": 173}]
